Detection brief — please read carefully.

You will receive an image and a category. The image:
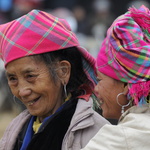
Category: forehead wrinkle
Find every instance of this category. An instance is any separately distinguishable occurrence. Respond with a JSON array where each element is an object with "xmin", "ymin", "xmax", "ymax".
[
  {"xmin": 6, "ymin": 71, "xmax": 14, "ymax": 77},
  {"xmin": 20, "ymin": 68, "xmax": 37, "ymax": 74}
]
